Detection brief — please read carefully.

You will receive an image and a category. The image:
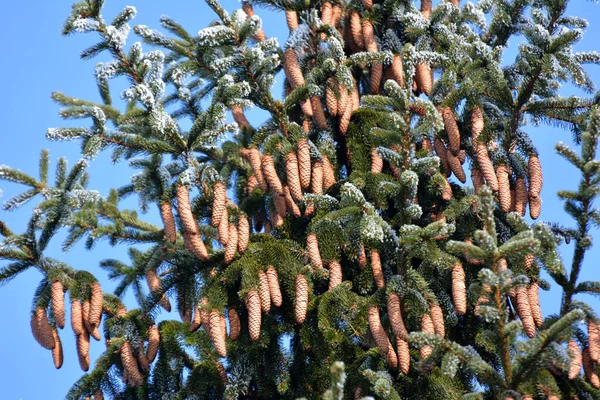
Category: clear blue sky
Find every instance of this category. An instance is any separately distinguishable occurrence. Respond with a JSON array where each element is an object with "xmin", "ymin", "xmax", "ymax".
[{"xmin": 0, "ymin": 1, "xmax": 598, "ymax": 398}]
